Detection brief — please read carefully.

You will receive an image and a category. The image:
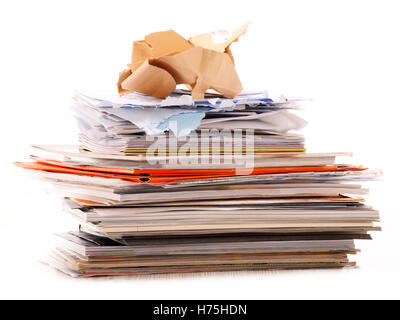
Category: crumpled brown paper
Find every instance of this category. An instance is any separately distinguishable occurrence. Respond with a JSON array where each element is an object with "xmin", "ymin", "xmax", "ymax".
[{"xmin": 118, "ymin": 24, "xmax": 250, "ymax": 100}]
